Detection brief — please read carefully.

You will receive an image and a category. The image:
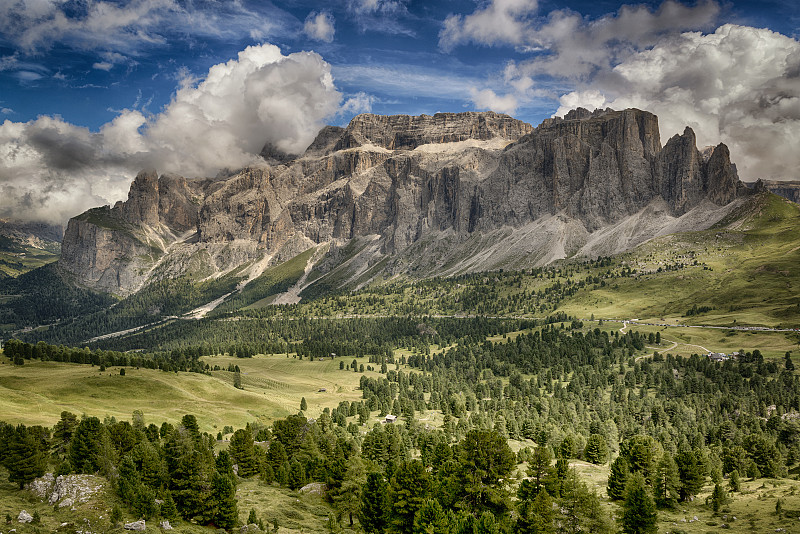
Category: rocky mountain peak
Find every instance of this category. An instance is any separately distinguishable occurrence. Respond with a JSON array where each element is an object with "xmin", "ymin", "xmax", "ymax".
[
  {"xmin": 332, "ymin": 111, "xmax": 534, "ymax": 152},
  {"xmin": 705, "ymin": 143, "xmax": 742, "ymax": 205},
  {"xmin": 58, "ymin": 108, "xmax": 750, "ymax": 296},
  {"xmin": 120, "ymin": 169, "xmax": 160, "ymax": 226},
  {"xmin": 114, "ymin": 170, "xmax": 200, "ymax": 232}
]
